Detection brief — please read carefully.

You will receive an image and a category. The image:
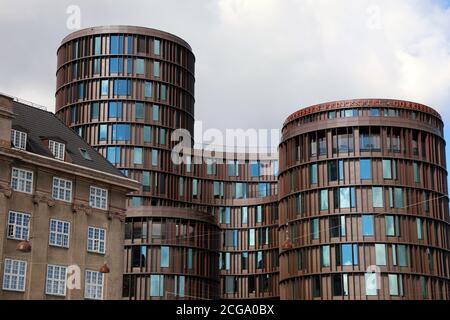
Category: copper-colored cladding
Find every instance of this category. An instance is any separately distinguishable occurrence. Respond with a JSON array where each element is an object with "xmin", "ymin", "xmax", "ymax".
[
  {"xmin": 278, "ymin": 99, "xmax": 450, "ymax": 300},
  {"xmin": 55, "ymin": 26, "xmax": 280, "ymax": 300}
]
